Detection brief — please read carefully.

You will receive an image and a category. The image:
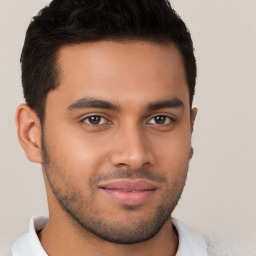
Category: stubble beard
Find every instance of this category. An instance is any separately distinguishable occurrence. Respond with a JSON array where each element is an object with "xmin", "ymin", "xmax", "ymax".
[{"xmin": 41, "ymin": 135, "xmax": 189, "ymax": 244}]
